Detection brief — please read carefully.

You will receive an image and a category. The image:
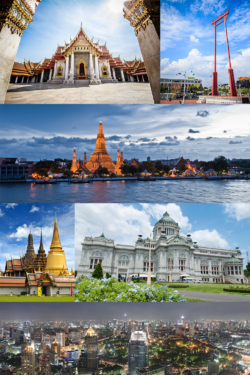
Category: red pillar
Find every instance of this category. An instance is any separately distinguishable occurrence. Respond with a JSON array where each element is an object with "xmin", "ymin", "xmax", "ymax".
[
  {"xmin": 212, "ymin": 24, "xmax": 218, "ymax": 96},
  {"xmin": 224, "ymin": 16, "xmax": 237, "ymax": 97}
]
